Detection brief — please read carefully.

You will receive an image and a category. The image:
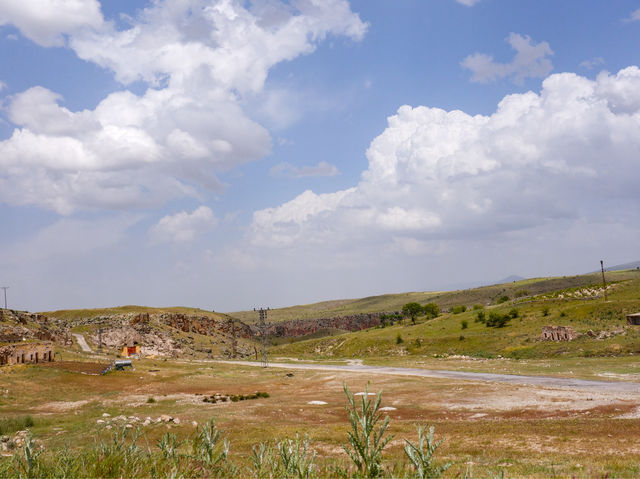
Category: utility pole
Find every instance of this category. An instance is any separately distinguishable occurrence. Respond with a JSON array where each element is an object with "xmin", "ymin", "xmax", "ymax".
[
  {"xmin": 1, "ymin": 287, "xmax": 8, "ymax": 309},
  {"xmin": 254, "ymin": 307, "xmax": 270, "ymax": 368},
  {"xmin": 600, "ymin": 260, "xmax": 608, "ymax": 301}
]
